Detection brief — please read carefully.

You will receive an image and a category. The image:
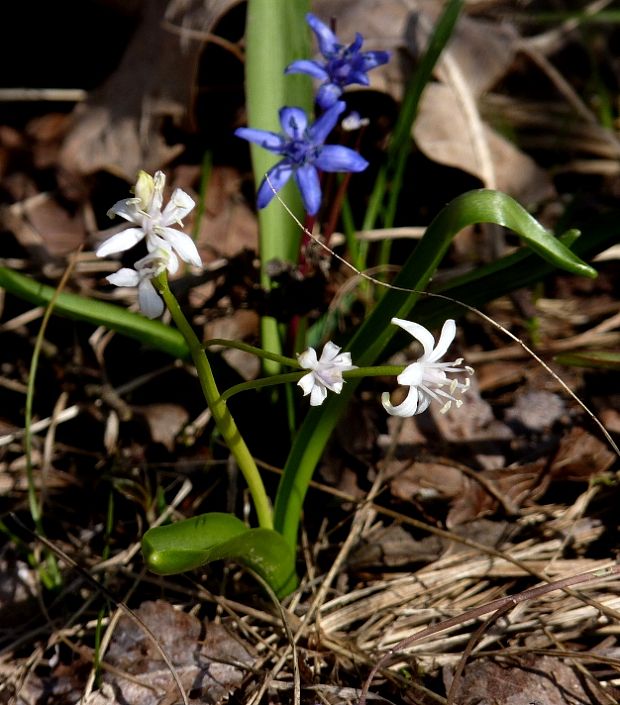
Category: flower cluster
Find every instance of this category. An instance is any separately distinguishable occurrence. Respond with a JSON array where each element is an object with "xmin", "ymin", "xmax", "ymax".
[
  {"xmin": 286, "ymin": 13, "xmax": 391, "ymax": 110},
  {"xmin": 96, "ymin": 171, "xmax": 201, "ymax": 318},
  {"xmin": 298, "ymin": 319, "xmax": 473, "ymax": 417},
  {"xmin": 236, "ymin": 12, "xmax": 390, "ymax": 216},
  {"xmin": 235, "ymin": 102, "xmax": 367, "ymax": 215}
]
